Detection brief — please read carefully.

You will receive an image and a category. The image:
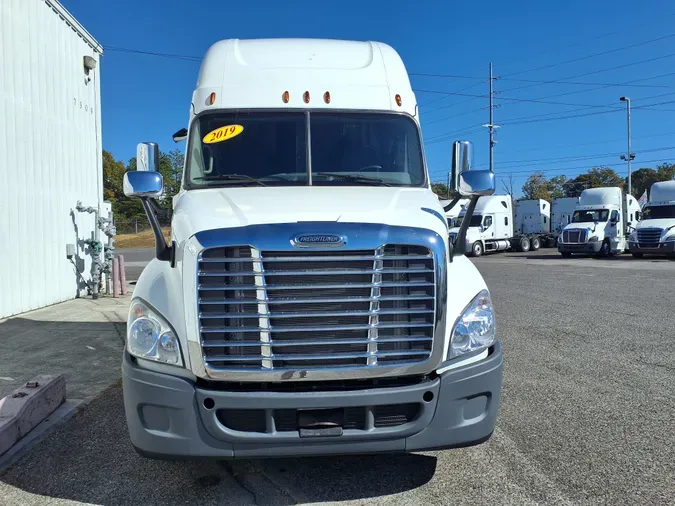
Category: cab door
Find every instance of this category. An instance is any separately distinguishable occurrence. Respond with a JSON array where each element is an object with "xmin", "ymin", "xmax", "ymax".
[
  {"xmin": 609, "ymin": 209, "xmax": 621, "ymax": 248},
  {"xmin": 482, "ymin": 215, "xmax": 494, "ymax": 239}
]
